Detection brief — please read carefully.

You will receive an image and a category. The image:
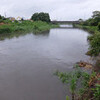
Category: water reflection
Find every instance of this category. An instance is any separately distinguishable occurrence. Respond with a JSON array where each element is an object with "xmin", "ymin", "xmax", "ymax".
[
  {"xmin": 33, "ymin": 30, "xmax": 50, "ymax": 37},
  {"xmin": 60, "ymin": 24, "xmax": 73, "ymax": 28},
  {"xmin": 0, "ymin": 24, "xmax": 78, "ymax": 41},
  {"xmin": 0, "ymin": 30, "xmax": 50, "ymax": 41}
]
